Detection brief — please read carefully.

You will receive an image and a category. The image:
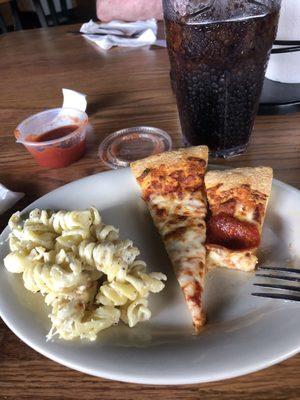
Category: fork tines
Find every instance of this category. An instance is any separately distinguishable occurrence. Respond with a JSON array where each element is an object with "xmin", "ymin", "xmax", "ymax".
[
  {"xmin": 252, "ymin": 266, "xmax": 300, "ymax": 302},
  {"xmin": 257, "ymin": 266, "xmax": 300, "ymax": 274}
]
